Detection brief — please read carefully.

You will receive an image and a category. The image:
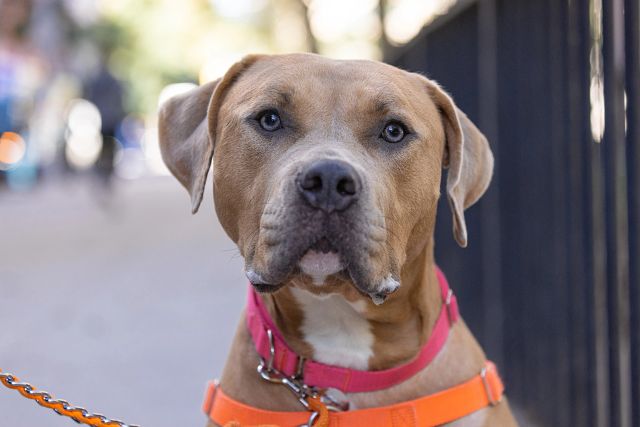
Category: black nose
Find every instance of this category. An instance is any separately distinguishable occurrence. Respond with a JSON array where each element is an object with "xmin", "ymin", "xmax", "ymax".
[{"xmin": 296, "ymin": 160, "xmax": 361, "ymax": 213}]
